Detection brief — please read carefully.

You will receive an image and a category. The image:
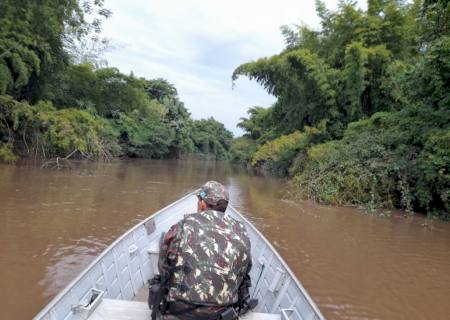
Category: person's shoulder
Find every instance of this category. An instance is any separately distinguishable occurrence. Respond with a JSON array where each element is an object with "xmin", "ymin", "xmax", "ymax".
[
  {"xmin": 182, "ymin": 212, "xmax": 206, "ymax": 224},
  {"xmin": 183, "ymin": 212, "xmax": 198, "ymax": 220},
  {"xmin": 165, "ymin": 214, "xmax": 196, "ymax": 239},
  {"xmin": 227, "ymin": 214, "xmax": 247, "ymax": 230},
  {"xmin": 226, "ymin": 215, "xmax": 250, "ymax": 238}
]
